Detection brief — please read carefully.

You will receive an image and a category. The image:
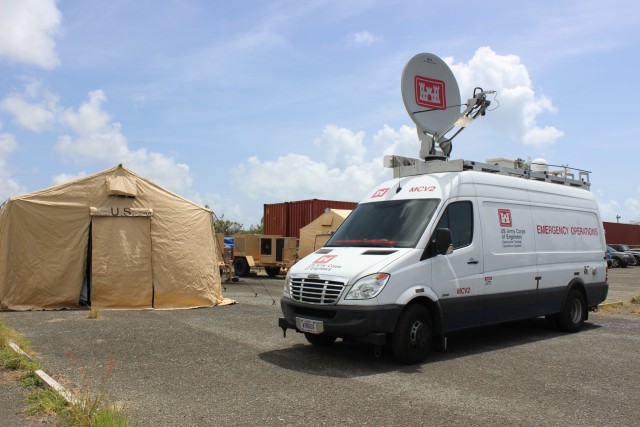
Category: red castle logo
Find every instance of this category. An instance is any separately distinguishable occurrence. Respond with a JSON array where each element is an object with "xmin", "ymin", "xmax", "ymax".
[
  {"xmin": 498, "ymin": 209, "xmax": 512, "ymax": 227},
  {"xmin": 414, "ymin": 76, "xmax": 446, "ymax": 109},
  {"xmin": 314, "ymin": 255, "xmax": 337, "ymax": 264},
  {"xmin": 372, "ymin": 188, "xmax": 389, "ymax": 198}
]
